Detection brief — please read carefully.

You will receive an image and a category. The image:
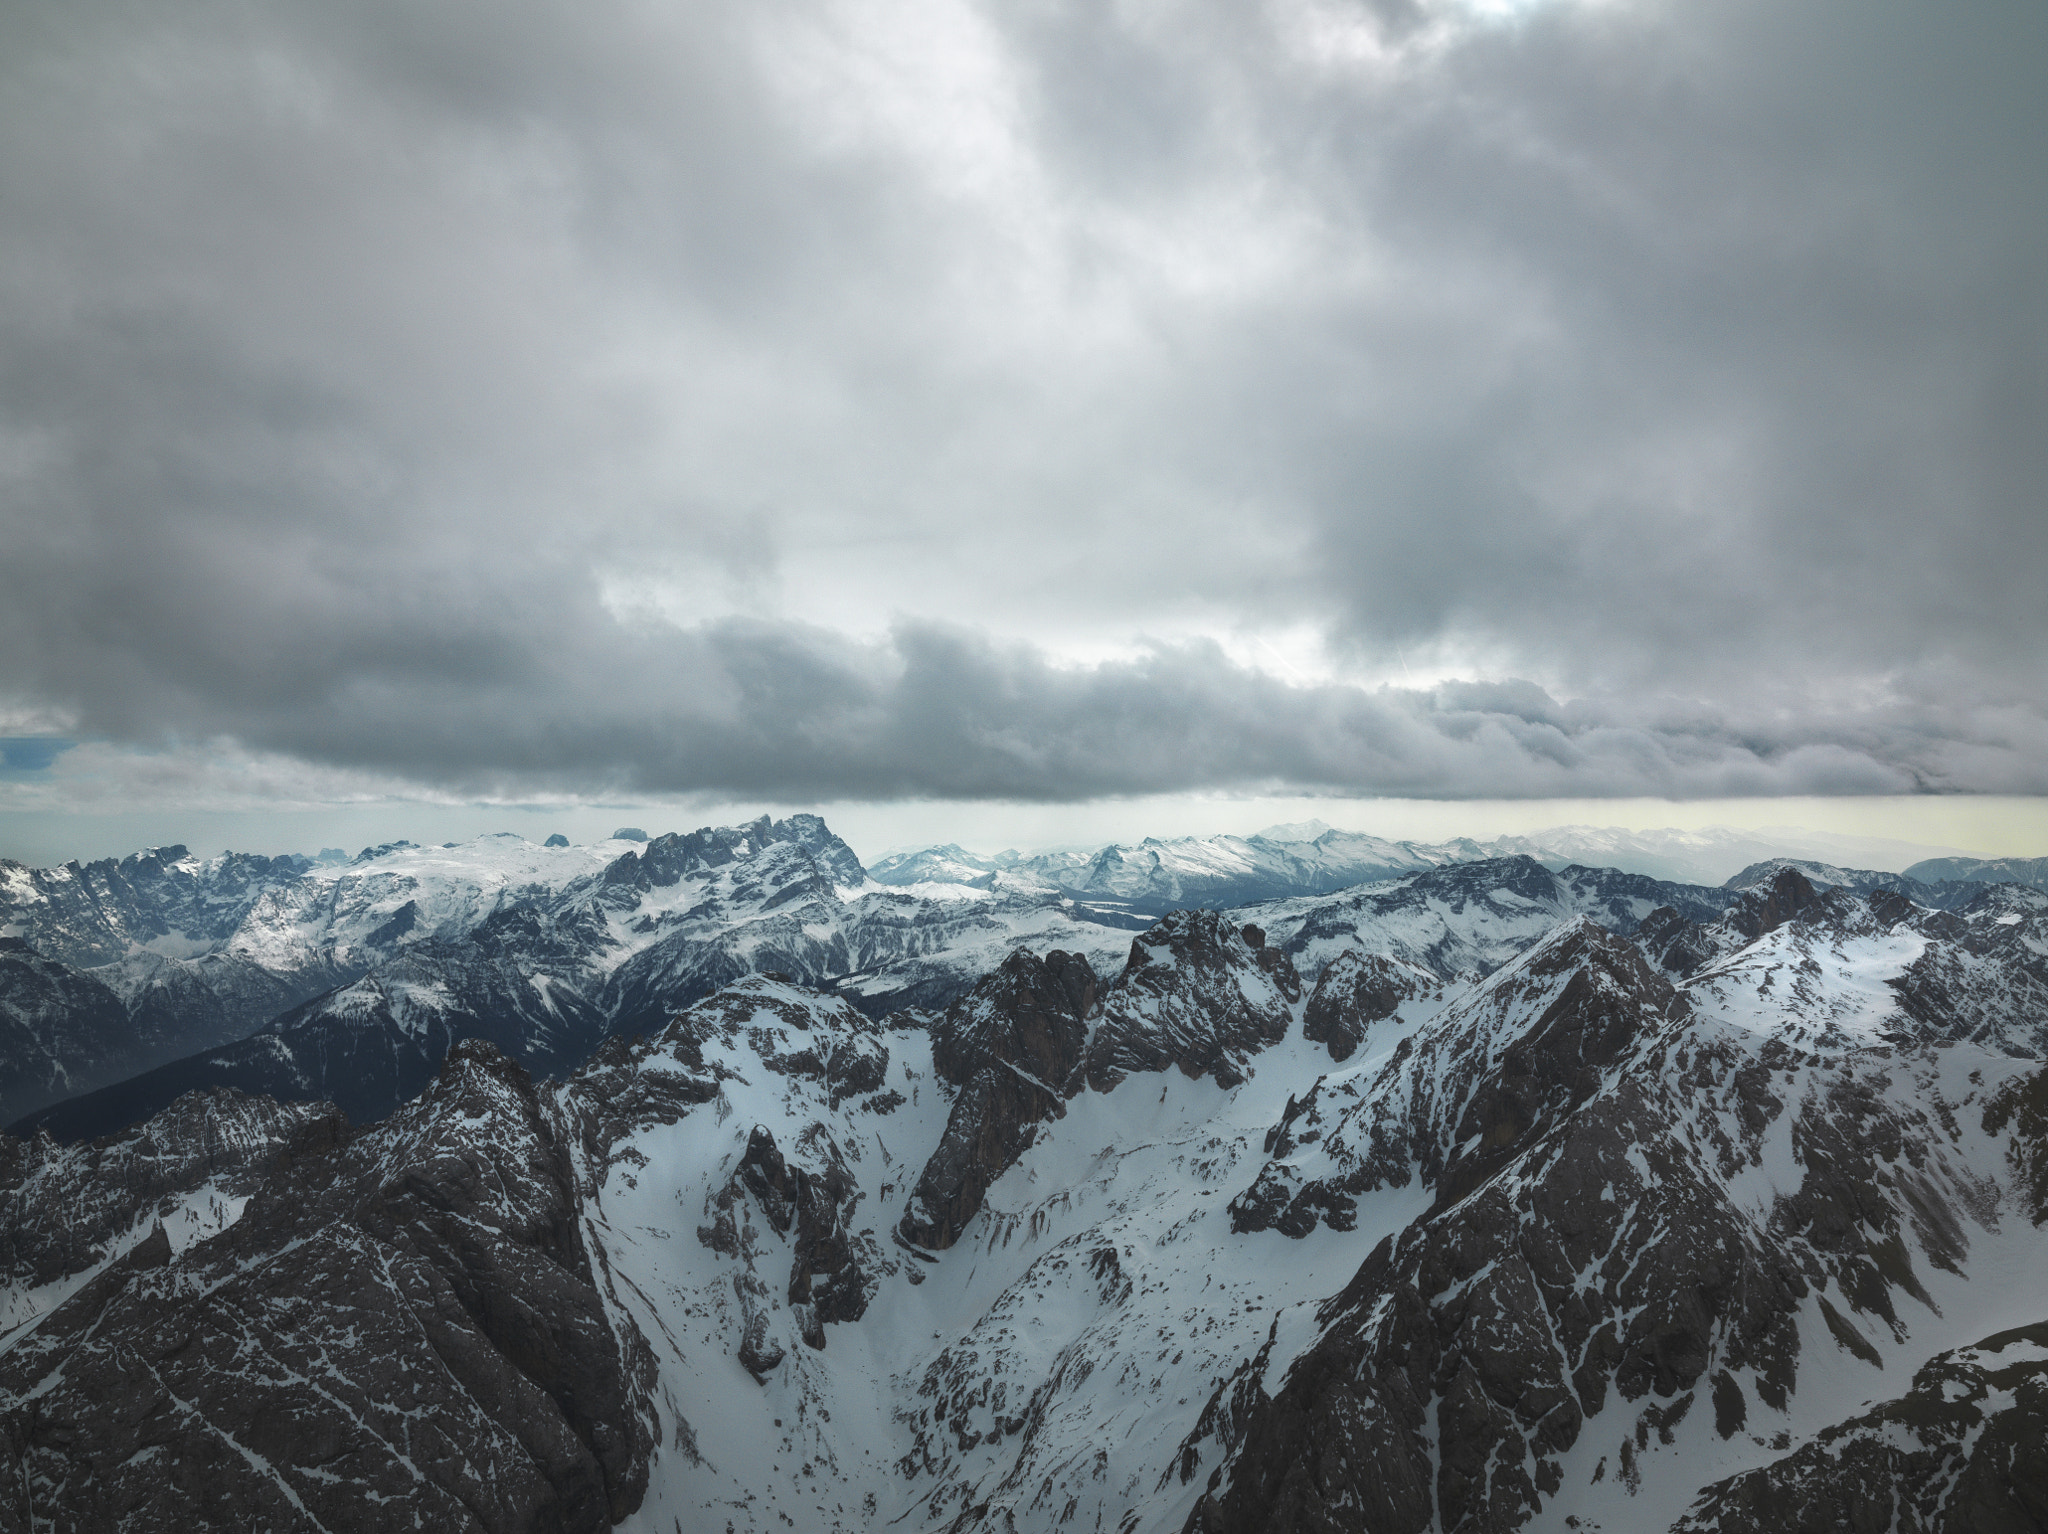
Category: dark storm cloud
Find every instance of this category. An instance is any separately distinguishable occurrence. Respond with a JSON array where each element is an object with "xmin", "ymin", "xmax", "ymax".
[{"xmin": 0, "ymin": 0, "xmax": 2042, "ymax": 803}]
